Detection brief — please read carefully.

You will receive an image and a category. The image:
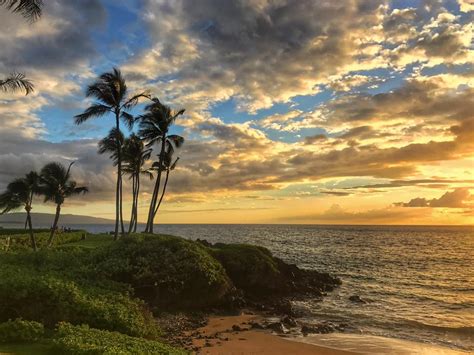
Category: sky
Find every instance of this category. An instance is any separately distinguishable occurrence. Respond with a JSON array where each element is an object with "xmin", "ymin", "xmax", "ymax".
[{"xmin": 0, "ymin": 0, "xmax": 473, "ymax": 225}]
